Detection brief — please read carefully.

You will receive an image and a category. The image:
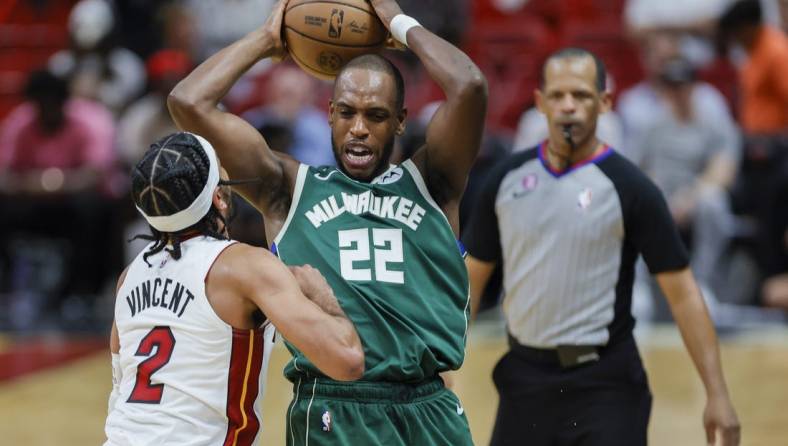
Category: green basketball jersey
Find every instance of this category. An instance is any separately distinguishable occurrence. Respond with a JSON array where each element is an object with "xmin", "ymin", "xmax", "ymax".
[{"xmin": 273, "ymin": 160, "xmax": 470, "ymax": 382}]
